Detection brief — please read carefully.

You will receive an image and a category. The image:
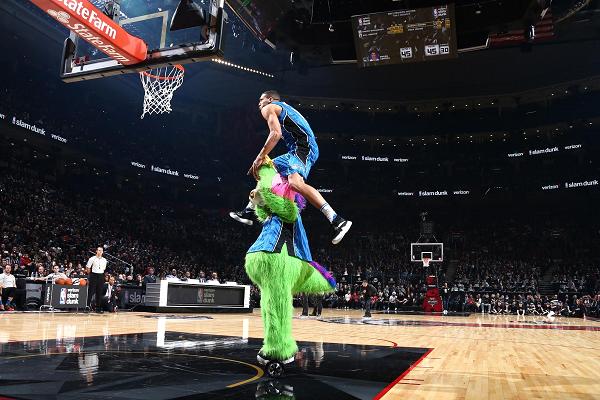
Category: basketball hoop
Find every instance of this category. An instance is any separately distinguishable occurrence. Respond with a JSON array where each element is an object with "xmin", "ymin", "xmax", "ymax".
[
  {"xmin": 422, "ymin": 257, "xmax": 431, "ymax": 268},
  {"xmin": 139, "ymin": 65, "xmax": 185, "ymax": 119}
]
